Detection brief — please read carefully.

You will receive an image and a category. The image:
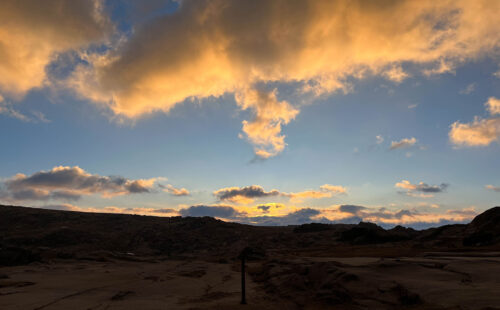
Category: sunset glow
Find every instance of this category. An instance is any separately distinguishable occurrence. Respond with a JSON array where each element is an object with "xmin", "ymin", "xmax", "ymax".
[{"xmin": 1, "ymin": 0, "xmax": 499, "ymax": 228}]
